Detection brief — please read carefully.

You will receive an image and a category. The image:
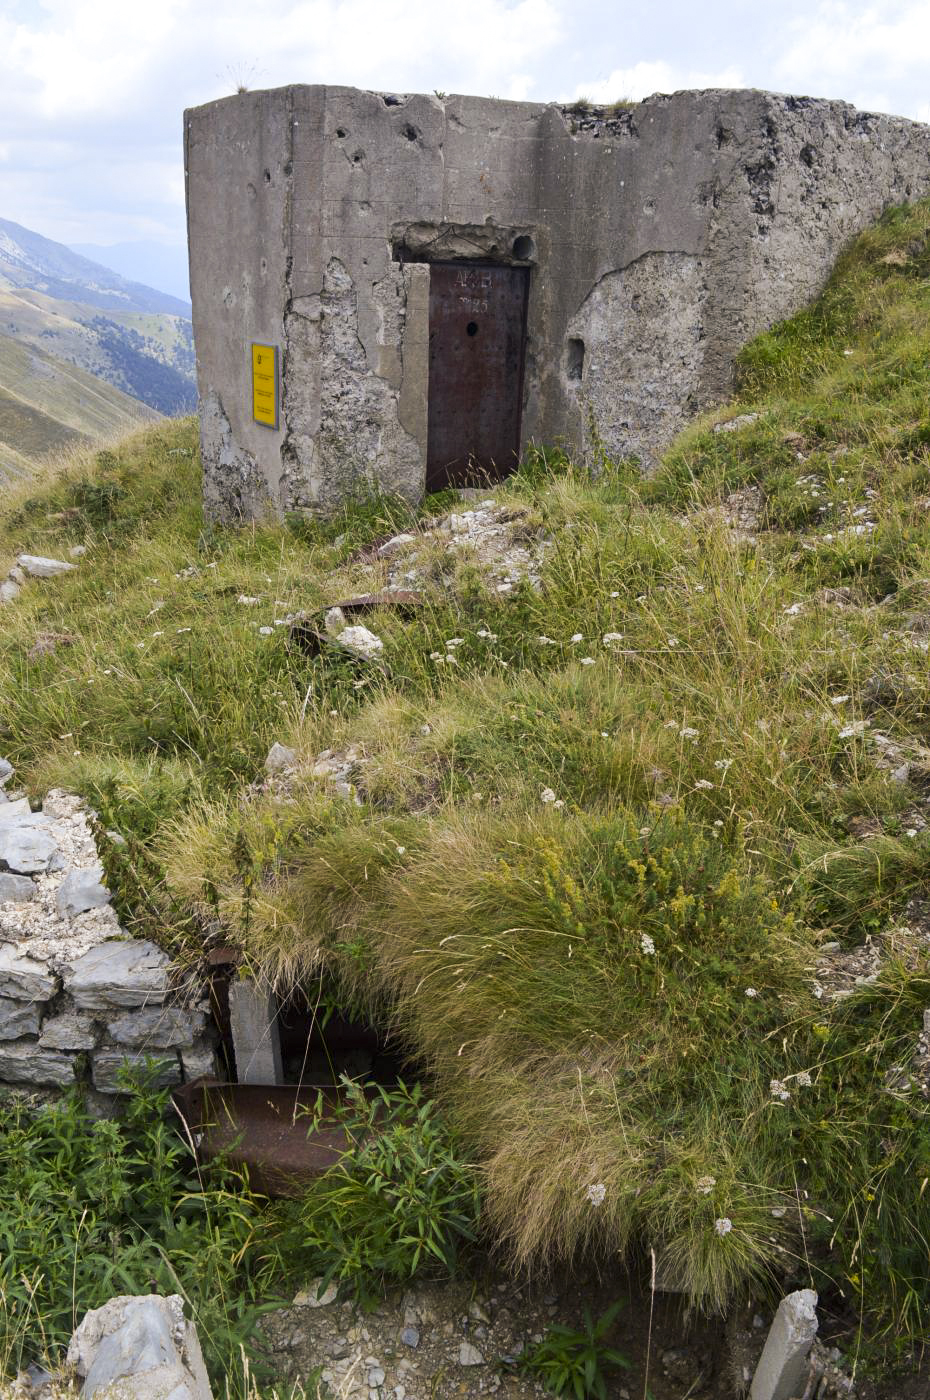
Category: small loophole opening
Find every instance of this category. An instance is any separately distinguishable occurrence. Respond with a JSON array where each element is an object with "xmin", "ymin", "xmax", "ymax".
[{"xmin": 466, "ymin": 321, "xmax": 479, "ymax": 337}]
